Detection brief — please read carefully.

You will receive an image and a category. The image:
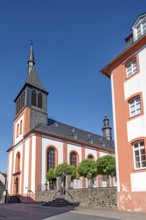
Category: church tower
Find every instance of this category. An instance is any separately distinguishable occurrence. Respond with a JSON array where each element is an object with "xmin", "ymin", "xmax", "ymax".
[
  {"xmin": 7, "ymin": 43, "xmax": 48, "ymax": 199},
  {"xmin": 102, "ymin": 116, "xmax": 112, "ymax": 141},
  {"xmin": 13, "ymin": 43, "xmax": 48, "ymax": 143}
]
